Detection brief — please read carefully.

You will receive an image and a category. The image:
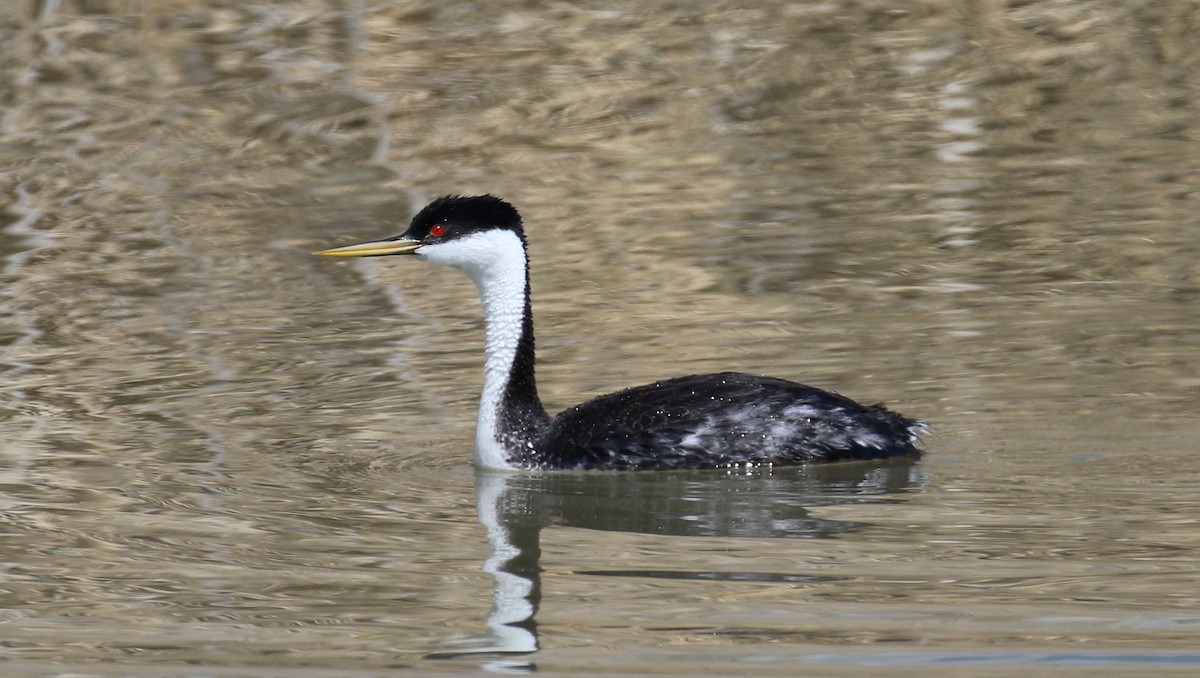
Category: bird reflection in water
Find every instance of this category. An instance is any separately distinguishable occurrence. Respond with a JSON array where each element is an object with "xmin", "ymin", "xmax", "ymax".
[{"xmin": 425, "ymin": 462, "xmax": 927, "ymax": 666}]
